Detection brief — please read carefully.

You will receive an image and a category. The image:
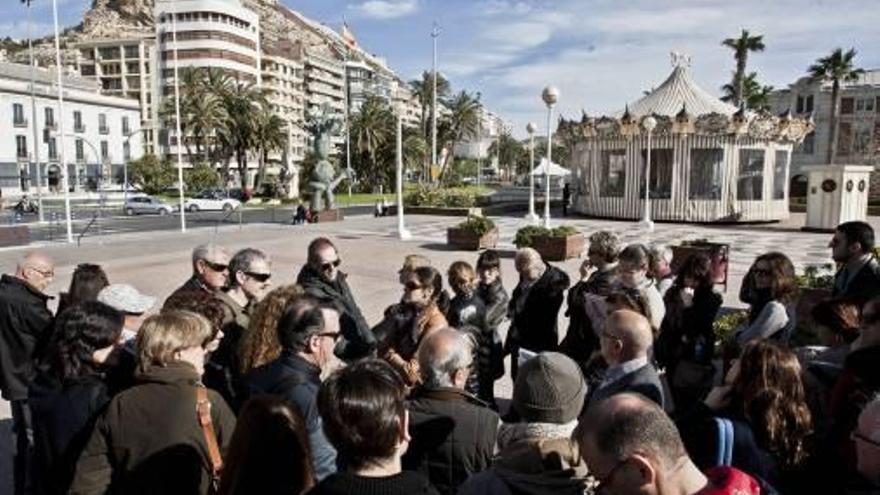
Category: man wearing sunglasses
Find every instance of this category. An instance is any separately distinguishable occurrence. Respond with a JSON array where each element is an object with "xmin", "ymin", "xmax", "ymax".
[
  {"xmin": 0, "ymin": 251, "xmax": 55, "ymax": 495},
  {"xmin": 577, "ymin": 394, "xmax": 764, "ymax": 495},
  {"xmin": 297, "ymin": 237, "xmax": 375, "ymax": 361},
  {"xmin": 164, "ymin": 243, "xmax": 230, "ymax": 309},
  {"xmin": 210, "ymin": 248, "xmax": 272, "ymax": 410}
]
